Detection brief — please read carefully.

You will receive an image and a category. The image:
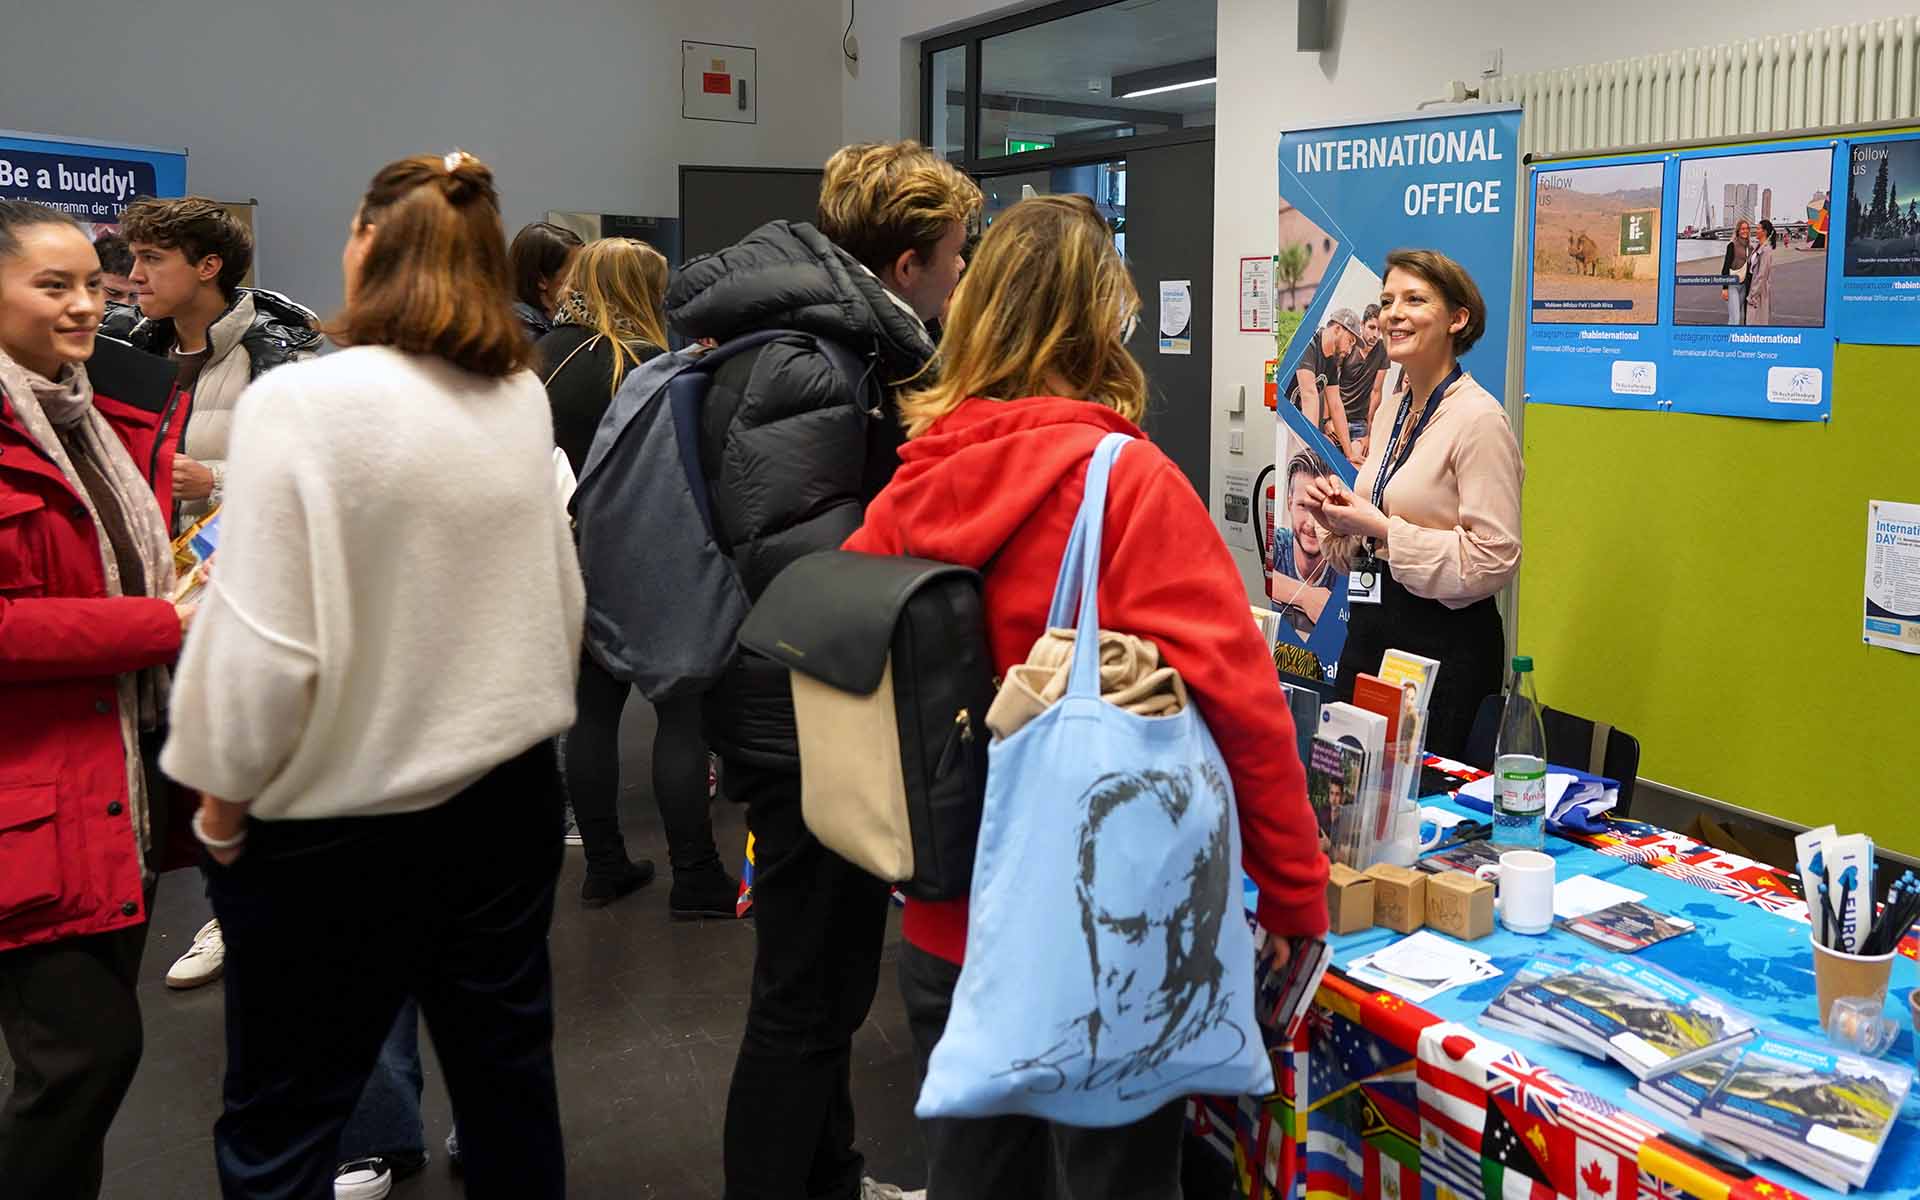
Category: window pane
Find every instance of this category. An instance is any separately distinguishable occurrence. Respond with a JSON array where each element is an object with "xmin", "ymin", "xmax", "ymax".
[
  {"xmin": 978, "ymin": 0, "xmax": 1215, "ymax": 161},
  {"xmin": 929, "ymin": 45, "xmax": 967, "ymax": 161}
]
